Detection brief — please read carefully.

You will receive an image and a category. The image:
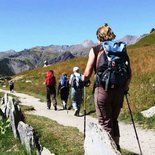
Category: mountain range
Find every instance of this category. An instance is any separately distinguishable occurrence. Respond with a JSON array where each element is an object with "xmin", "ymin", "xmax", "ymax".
[{"xmin": 0, "ymin": 34, "xmax": 147, "ymax": 76}]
